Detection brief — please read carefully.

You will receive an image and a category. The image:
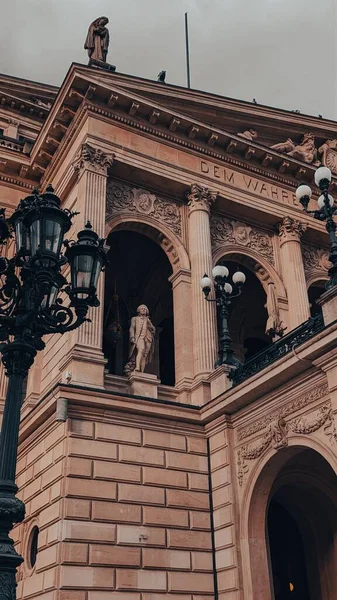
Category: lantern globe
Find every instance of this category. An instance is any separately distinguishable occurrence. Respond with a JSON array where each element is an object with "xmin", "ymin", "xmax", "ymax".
[
  {"xmin": 65, "ymin": 222, "xmax": 106, "ymax": 306},
  {"xmin": 23, "ymin": 186, "xmax": 72, "ymax": 267}
]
